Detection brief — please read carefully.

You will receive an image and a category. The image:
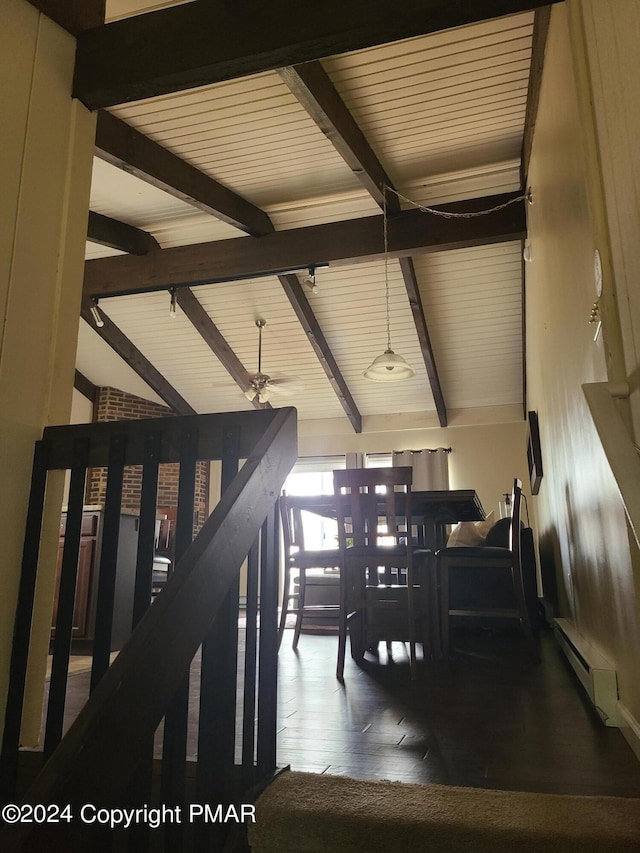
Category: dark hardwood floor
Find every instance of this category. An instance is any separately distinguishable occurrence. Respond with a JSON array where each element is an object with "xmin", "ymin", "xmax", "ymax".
[
  {"xmin": 276, "ymin": 626, "xmax": 640, "ymax": 797},
  {"xmin": 47, "ymin": 624, "xmax": 640, "ymax": 799}
]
